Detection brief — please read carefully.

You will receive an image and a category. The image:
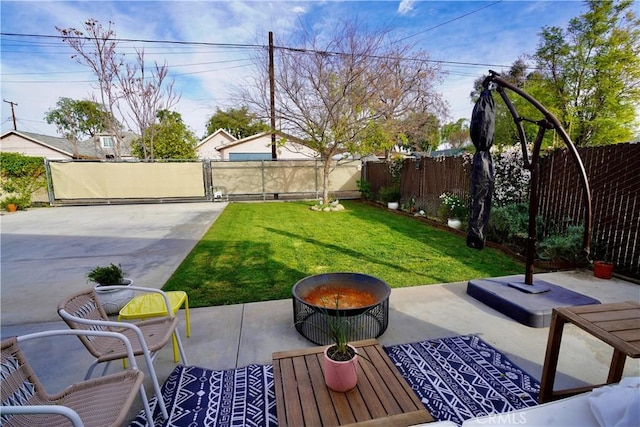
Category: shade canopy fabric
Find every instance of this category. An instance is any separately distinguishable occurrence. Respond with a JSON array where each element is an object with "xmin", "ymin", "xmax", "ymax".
[{"xmin": 467, "ymin": 89, "xmax": 496, "ymax": 250}]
